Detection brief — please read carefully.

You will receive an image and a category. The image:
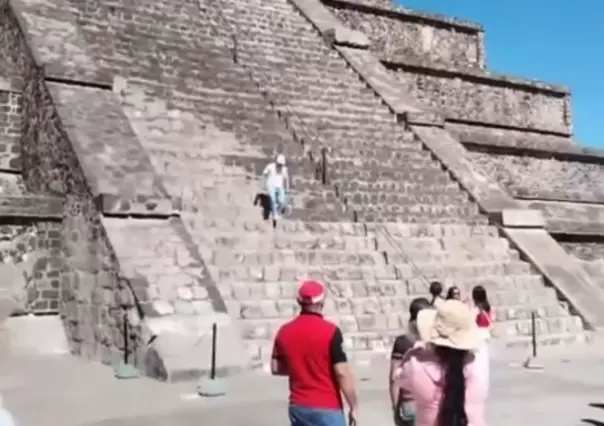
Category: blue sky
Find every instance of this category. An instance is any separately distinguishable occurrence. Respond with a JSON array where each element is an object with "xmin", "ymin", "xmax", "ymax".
[{"xmin": 397, "ymin": 0, "xmax": 602, "ymax": 147}]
